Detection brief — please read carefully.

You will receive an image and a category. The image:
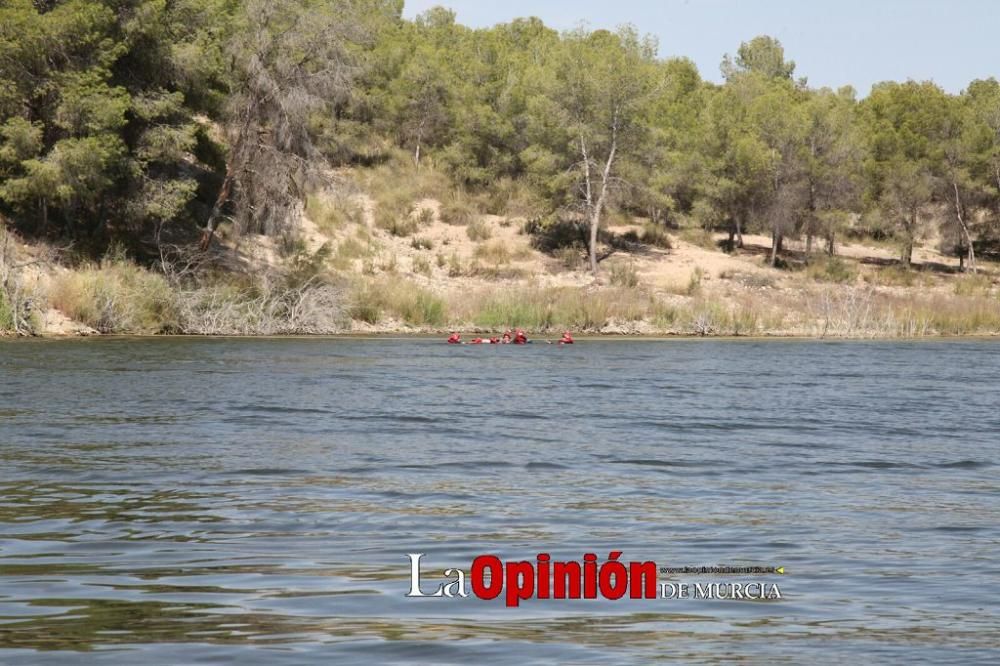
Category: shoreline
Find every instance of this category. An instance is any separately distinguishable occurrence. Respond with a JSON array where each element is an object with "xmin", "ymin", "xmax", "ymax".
[{"xmin": 7, "ymin": 331, "xmax": 1000, "ymax": 342}]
